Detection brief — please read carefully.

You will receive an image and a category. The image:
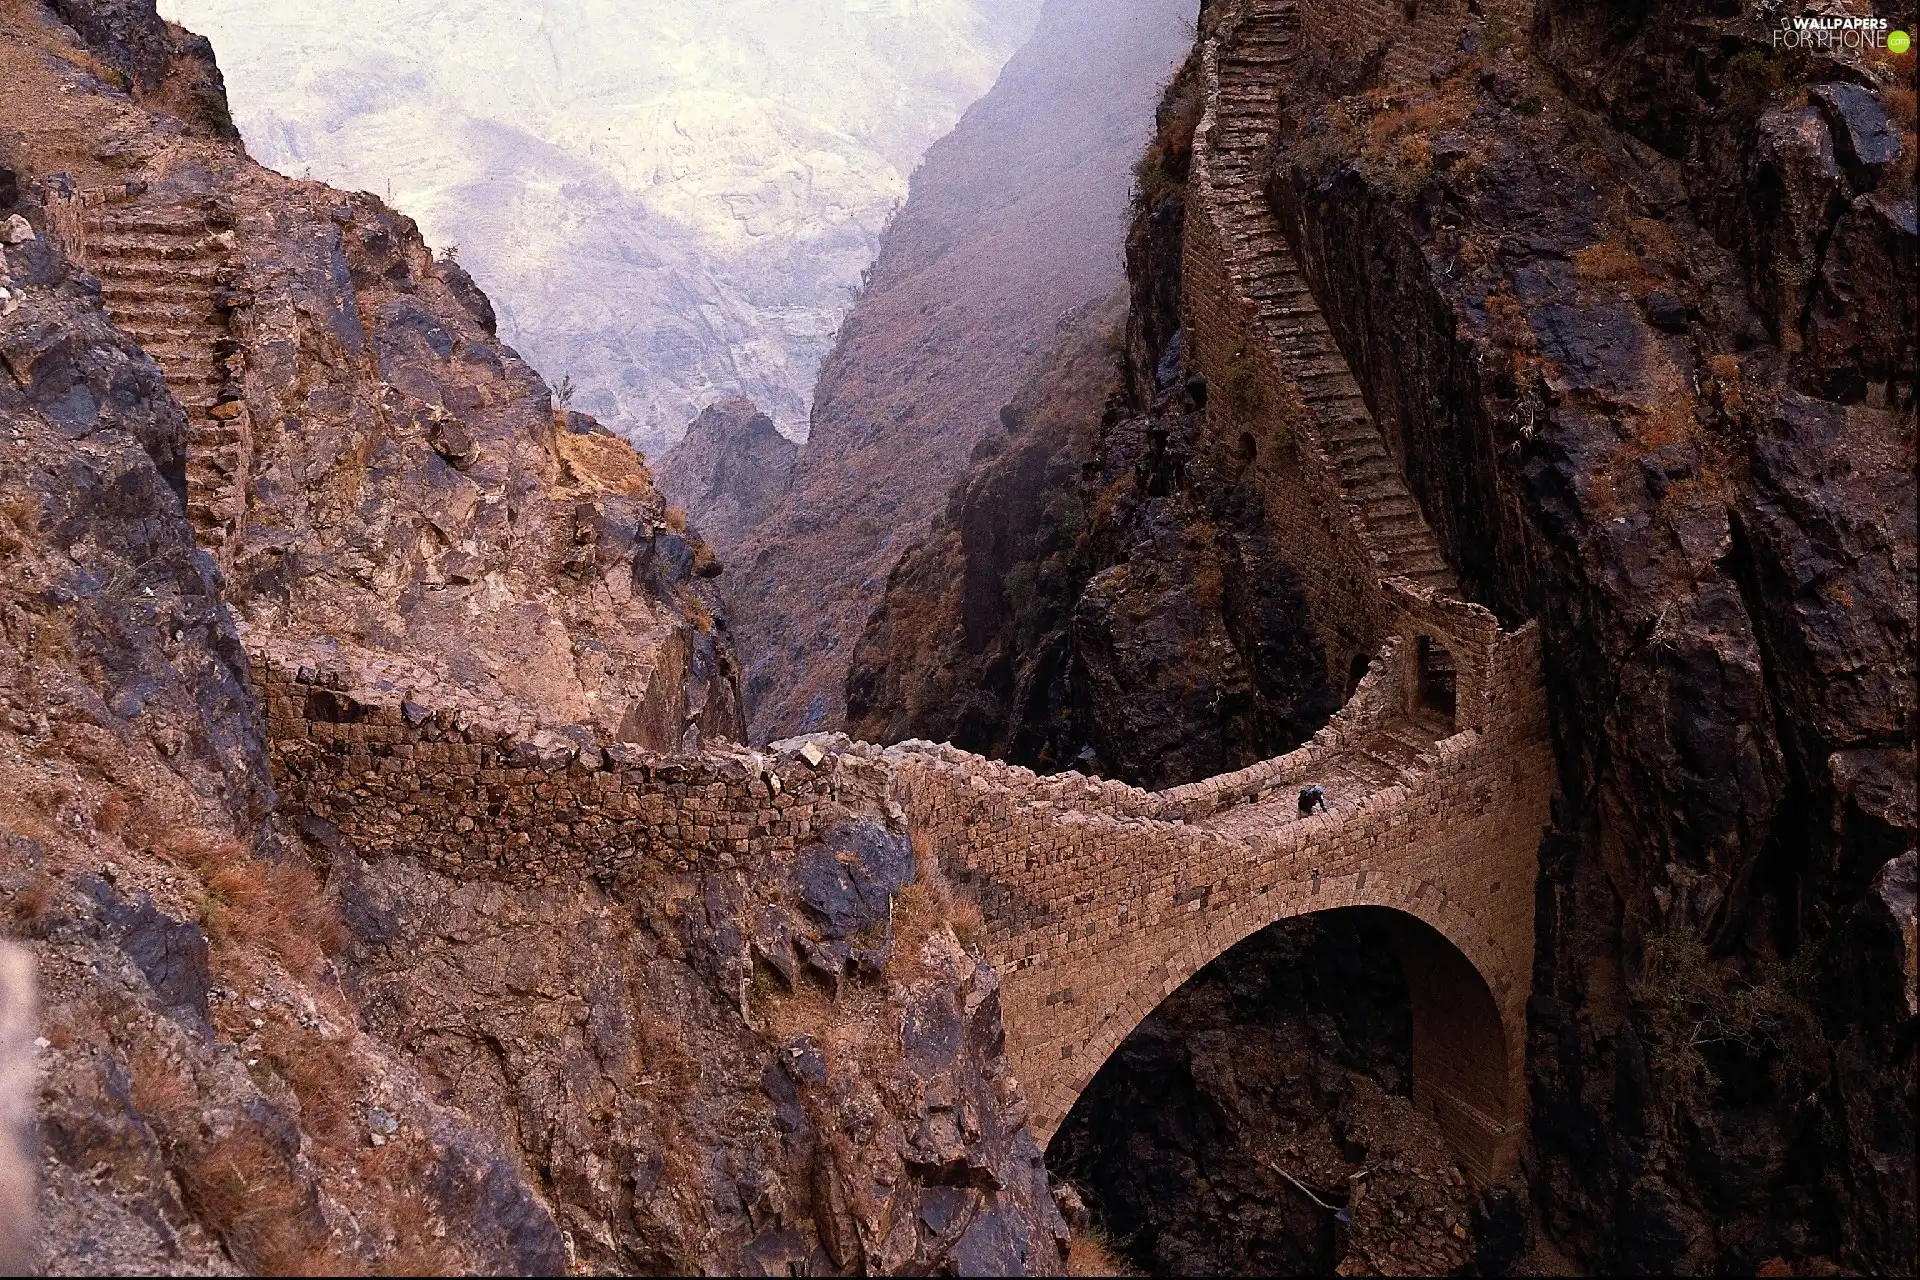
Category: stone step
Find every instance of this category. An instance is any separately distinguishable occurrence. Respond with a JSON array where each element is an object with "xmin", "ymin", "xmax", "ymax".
[
  {"xmin": 92, "ymin": 258, "xmax": 225, "ymax": 282},
  {"xmin": 108, "ymin": 298, "xmax": 218, "ymax": 321},
  {"xmin": 80, "ymin": 236, "xmax": 213, "ymax": 262},
  {"xmin": 116, "ymin": 320, "xmax": 221, "ymax": 341},
  {"xmin": 90, "ymin": 211, "xmax": 213, "ymax": 236},
  {"xmin": 1387, "ymin": 549, "xmax": 1452, "ymax": 578}
]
